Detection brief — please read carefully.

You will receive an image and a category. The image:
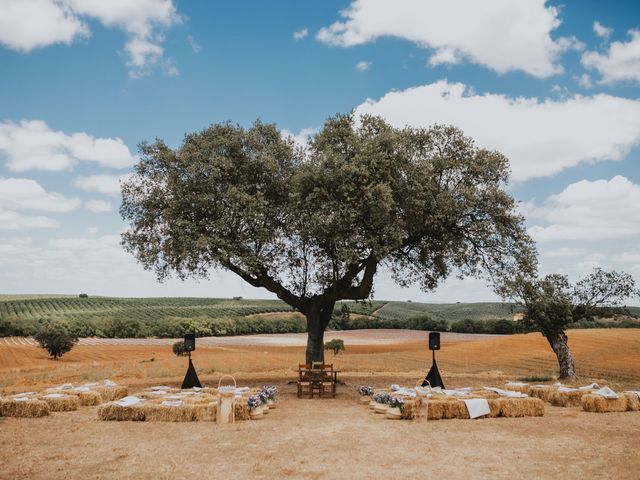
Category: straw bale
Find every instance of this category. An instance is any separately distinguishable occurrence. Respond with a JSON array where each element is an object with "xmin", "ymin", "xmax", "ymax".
[
  {"xmin": 0, "ymin": 399, "xmax": 50, "ymax": 417},
  {"xmin": 504, "ymin": 385, "xmax": 531, "ymax": 394},
  {"xmin": 77, "ymin": 390, "xmax": 104, "ymax": 406},
  {"xmin": 624, "ymin": 393, "xmax": 640, "ymax": 412},
  {"xmin": 92, "ymin": 386, "xmax": 128, "ymax": 401},
  {"xmin": 528, "ymin": 386, "xmax": 554, "ymax": 403},
  {"xmin": 39, "ymin": 394, "xmax": 79, "ymax": 412},
  {"xmin": 97, "ymin": 403, "xmax": 146, "ymax": 421},
  {"xmin": 138, "ymin": 403, "xmax": 196, "ymax": 422},
  {"xmin": 493, "ymin": 397, "xmax": 545, "ymax": 417},
  {"xmin": 551, "ymin": 389, "xmax": 589, "ymax": 407},
  {"xmin": 235, "ymin": 401, "xmax": 251, "ymax": 421},
  {"xmin": 581, "ymin": 394, "xmax": 629, "ymax": 413},
  {"xmin": 183, "ymin": 394, "xmax": 218, "ymax": 405},
  {"xmin": 426, "ymin": 400, "xmax": 470, "ymax": 420},
  {"xmin": 46, "ymin": 388, "xmax": 103, "ymax": 406}
]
